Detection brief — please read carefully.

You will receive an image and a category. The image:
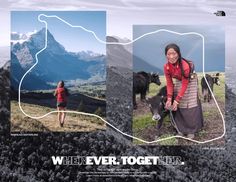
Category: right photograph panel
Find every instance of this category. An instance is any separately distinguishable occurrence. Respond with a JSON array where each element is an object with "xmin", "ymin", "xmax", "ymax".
[{"xmin": 132, "ymin": 25, "xmax": 225, "ymax": 146}]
